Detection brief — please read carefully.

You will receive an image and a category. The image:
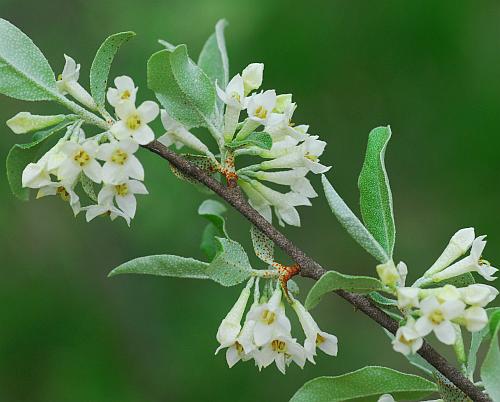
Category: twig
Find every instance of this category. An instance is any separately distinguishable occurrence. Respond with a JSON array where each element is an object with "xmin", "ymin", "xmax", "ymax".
[{"xmin": 143, "ymin": 139, "xmax": 490, "ymax": 402}]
